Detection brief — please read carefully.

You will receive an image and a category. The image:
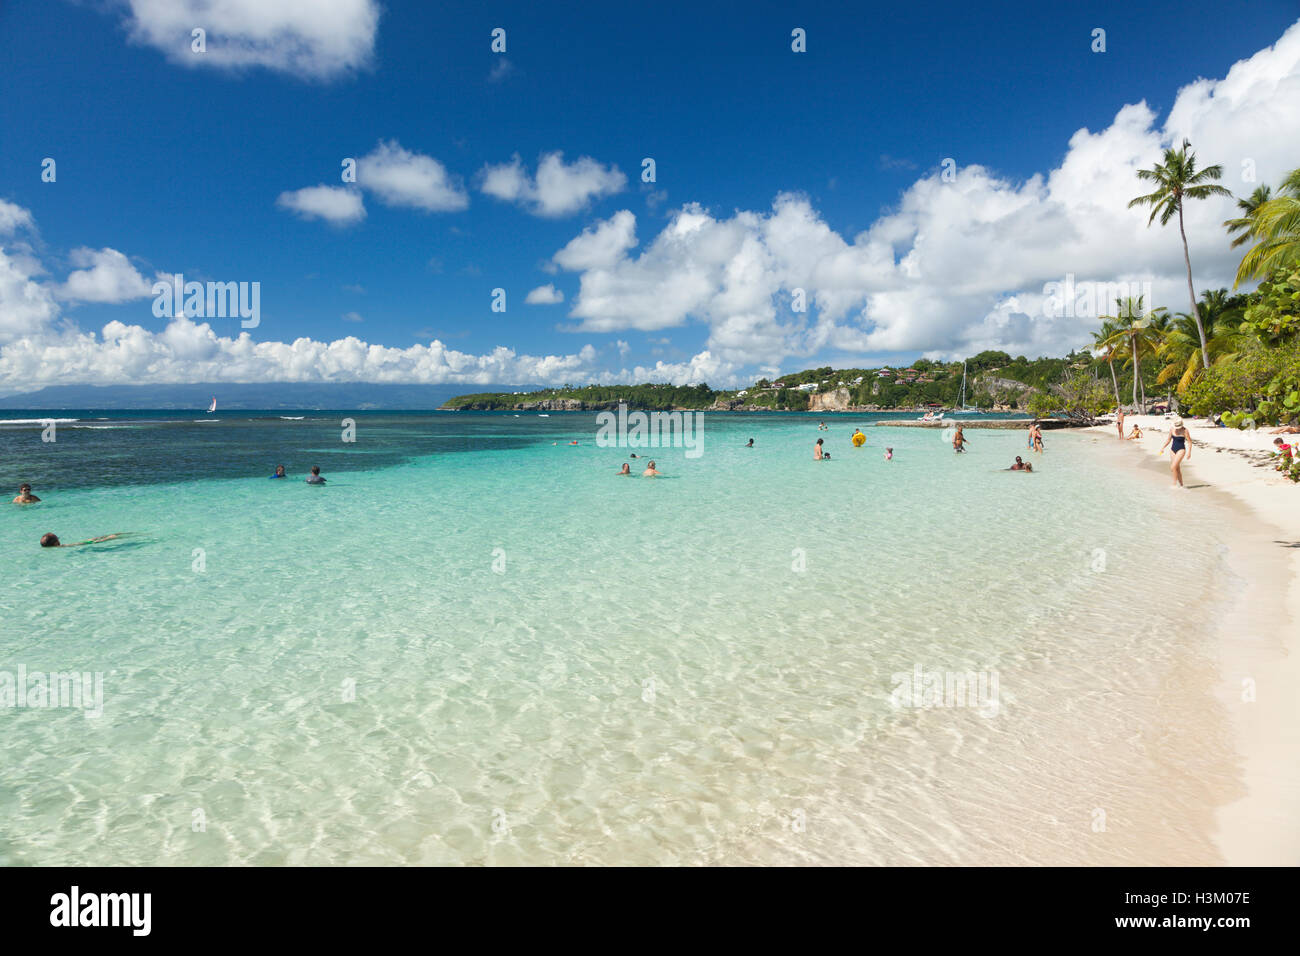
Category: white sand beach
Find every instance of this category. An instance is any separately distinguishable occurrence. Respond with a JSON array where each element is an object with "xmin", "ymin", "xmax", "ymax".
[{"xmin": 1087, "ymin": 414, "xmax": 1300, "ymax": 865}]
